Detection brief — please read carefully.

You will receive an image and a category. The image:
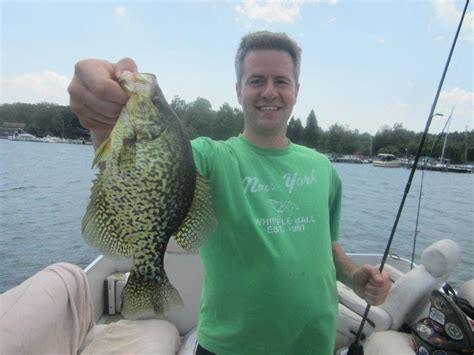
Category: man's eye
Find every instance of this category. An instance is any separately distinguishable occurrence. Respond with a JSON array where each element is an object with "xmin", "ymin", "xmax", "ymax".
[
  {"xmin": 276, "ymin": 79, "xmax": 290, "ymax": 86},
  {"xmin": 249, "ymin": 78, "xmax": 262, "ymax": 85}
]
